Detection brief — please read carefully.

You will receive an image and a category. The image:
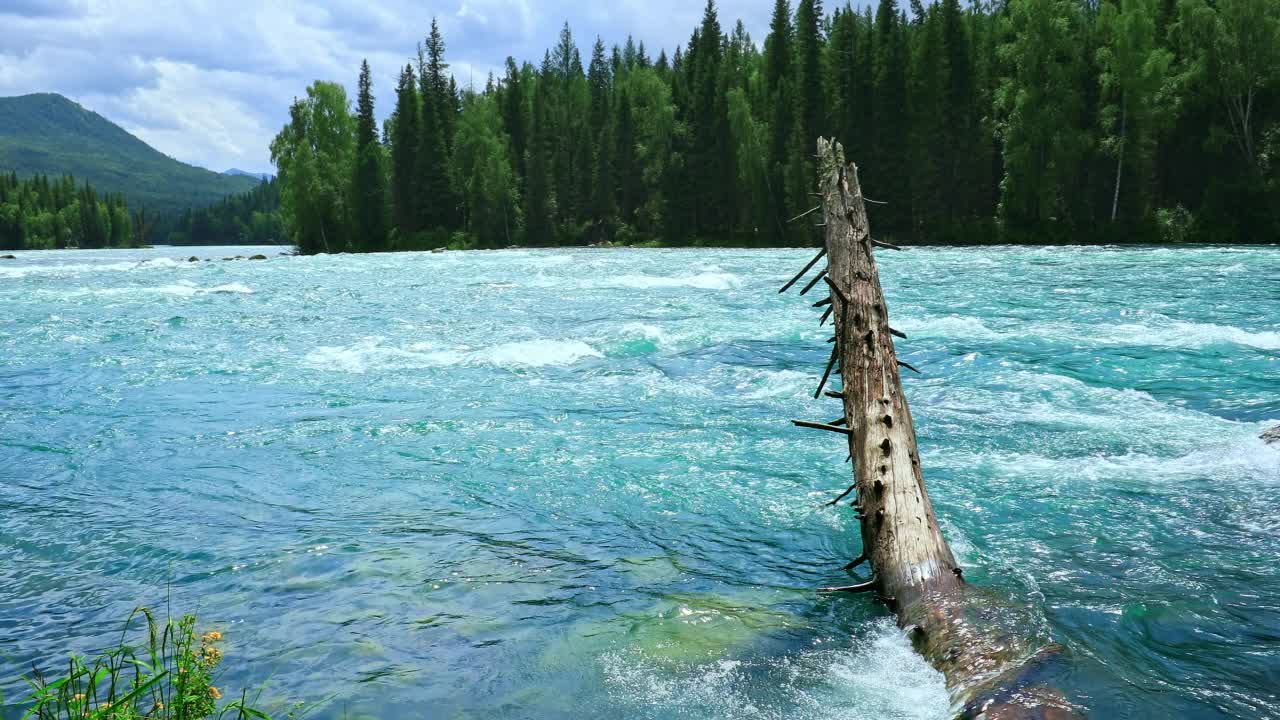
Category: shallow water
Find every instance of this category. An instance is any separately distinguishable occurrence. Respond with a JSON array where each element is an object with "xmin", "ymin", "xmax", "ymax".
[{"xmin": 1, "ymin": 245, "xmax": 1277, "ymax": 719}]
